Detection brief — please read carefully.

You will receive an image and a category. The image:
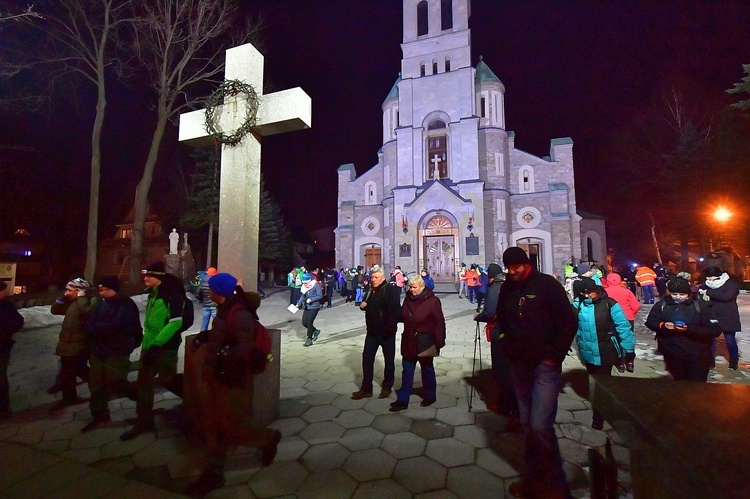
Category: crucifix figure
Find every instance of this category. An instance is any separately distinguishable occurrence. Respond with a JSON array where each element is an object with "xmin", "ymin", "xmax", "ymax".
[
  {"xmin": 179, "ymin": 43, "xmax": 311, "ymax": 289},
  {"xmin": 430, "ymin": 154, "xmax": 442, "ymax": 180}
]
